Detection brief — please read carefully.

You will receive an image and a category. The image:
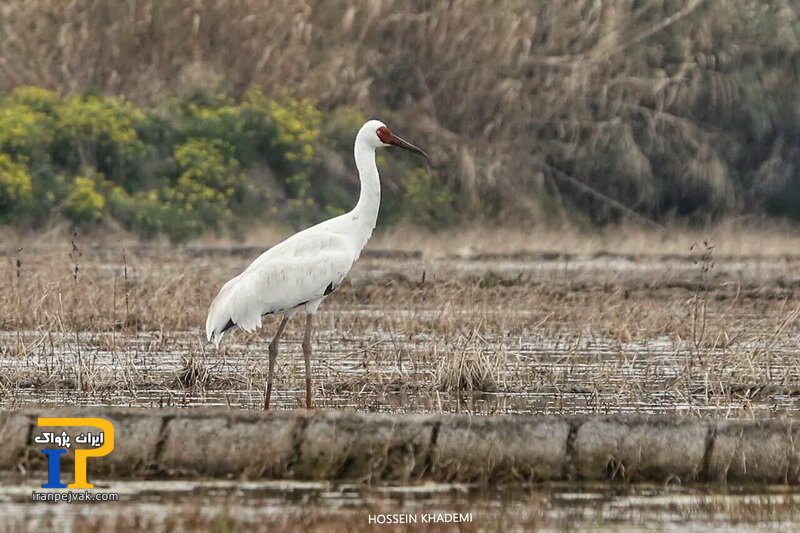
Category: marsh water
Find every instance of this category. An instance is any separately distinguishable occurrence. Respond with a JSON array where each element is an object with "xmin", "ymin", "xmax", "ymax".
[
  {"xmin": 3, "ymin": 248, "xmax": 800, "ymax": 530},
  {"xmin": 3, "ymin": 251, "xmax": 800, "ymax": 415},
  {"xmin": 2, "ymin": 323, "xmax": 800, "ymax": 417},
  {"xmin": 0, "ymin": 481, "xmax": 800, "ymax": 531},
  {"xmin": 2, "ymin": 479, "xmax": 800, "ymax": 531}
]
